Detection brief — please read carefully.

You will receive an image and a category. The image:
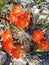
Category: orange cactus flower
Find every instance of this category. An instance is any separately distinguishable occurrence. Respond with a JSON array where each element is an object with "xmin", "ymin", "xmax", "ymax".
[
  {"xmin": 3, "ymin": 38, "xmax": 14, "ymax": 53},
  {"xmin": 11, "ymin": 46, "xmax": 24, "ymax": 59},
  {"xmin": 16, "ymin": 17, "xmax": 30, "ymax": 30},
  {"xmin": 32, "ymin": 30, "xmax": 44, "ymax": 42},
  {"xmin": 37, "ymin": 40, "xmax": 49, "ymax": 51},
  {"xmin": 1, "ymin": 29, "xmax": 12, "ymax": 42},
  {"xmin": 9, "ymin": 12, "xmax": 18, "ymax": 23},
  {"xmin": 13, "ymin": 5, "xmax": 22, "ymax": 14}
]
